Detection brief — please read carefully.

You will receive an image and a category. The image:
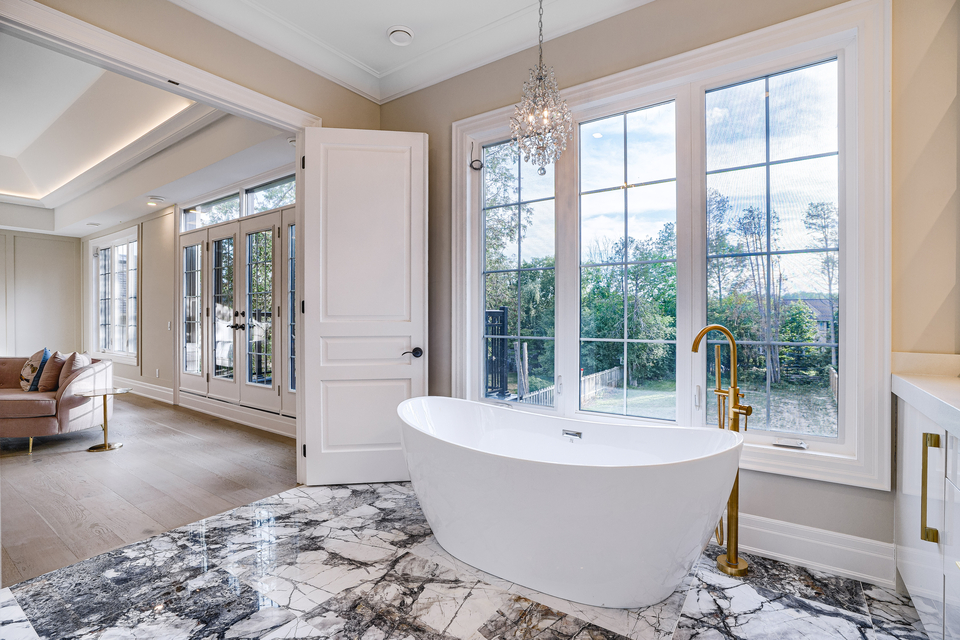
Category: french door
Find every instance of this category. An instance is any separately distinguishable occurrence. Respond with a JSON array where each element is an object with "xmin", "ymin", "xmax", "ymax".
[{"xmin": 179, "ymin": 207, "xmax": 295, "ymax": 415}]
